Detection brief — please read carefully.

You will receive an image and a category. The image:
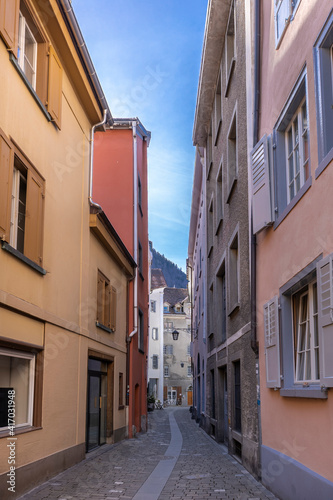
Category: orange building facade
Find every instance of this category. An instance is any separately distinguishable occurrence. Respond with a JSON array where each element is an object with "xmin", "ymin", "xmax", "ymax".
[{"xmin": 93, "ymin": 119, "xmax": 151, "ymax": 437}]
